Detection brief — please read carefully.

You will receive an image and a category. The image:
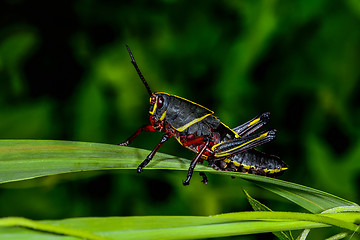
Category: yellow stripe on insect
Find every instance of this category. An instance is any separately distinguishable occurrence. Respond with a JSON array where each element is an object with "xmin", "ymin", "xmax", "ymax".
[
  {"xmin": 175, "ymin": 113, "xmax": 212, "ymax": 132},
  {"xmin": 248, "ymin": 118, "xmax": 260, "ymax": 127},
  {"xmin": 160, "ymin": 110, "xmax": 167, "ymax": 121},
  {"xmin": 154, "ymin": 92, "xmax": 215, "ymax": 114},
  {"xmin": 220, "ymin": 122, "xmax": 240, "ymax": 138},
  {"xmin": 265, "ymin": 166, "xmax": 288, "ymax": 174},
  {"xmin": 224, "ymin": 158, "xmax": 240, "ymax": 167},
  {"xmin": 149, "ymin": 100, "xmax": 157, "ymax": 115},
  {"xmin": 168, "ymin": 93, "xmax": 214, "ymax": 113},
  {"xmin": 213, "ymin": 132, "xmax": 269, "ymax": 157},
  {"xmin": 174, "ymin": 135, "xmax": 184, "ymax": 146},
  {"xmin": 242, "ymin": 165, "xmax": 251, "ymax": 170}
]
